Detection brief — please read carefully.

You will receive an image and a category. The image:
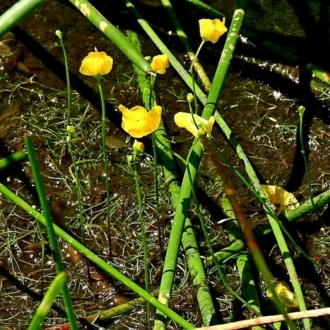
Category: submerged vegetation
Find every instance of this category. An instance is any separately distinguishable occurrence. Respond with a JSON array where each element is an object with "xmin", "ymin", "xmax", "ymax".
[{"xmin": 0, "ymin": 0, "xmax": 330, "ymax": 329}]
